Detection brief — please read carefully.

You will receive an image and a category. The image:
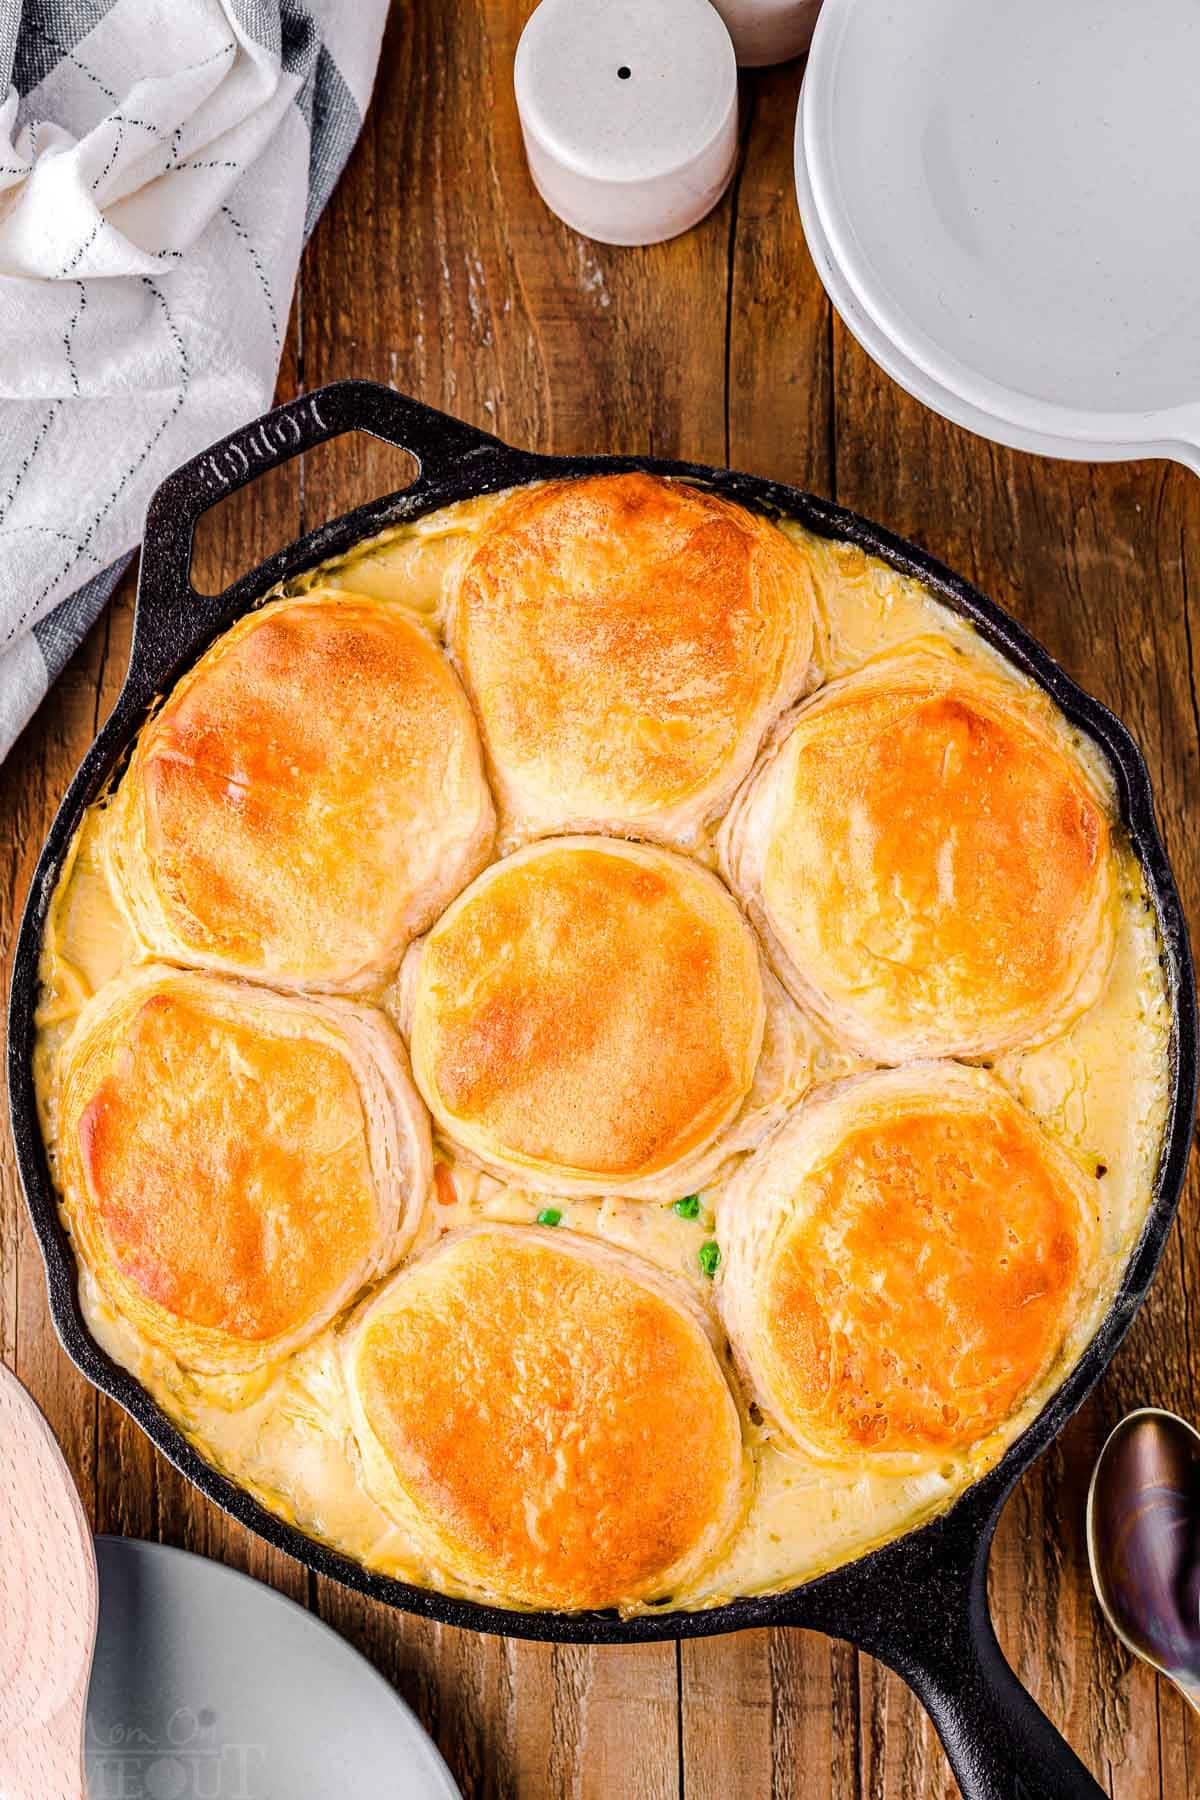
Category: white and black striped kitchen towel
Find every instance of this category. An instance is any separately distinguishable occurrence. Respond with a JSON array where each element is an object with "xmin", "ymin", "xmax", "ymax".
[{"xmin": 0, "ymin": 0, "xmax": 388, "ymax": 760}]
